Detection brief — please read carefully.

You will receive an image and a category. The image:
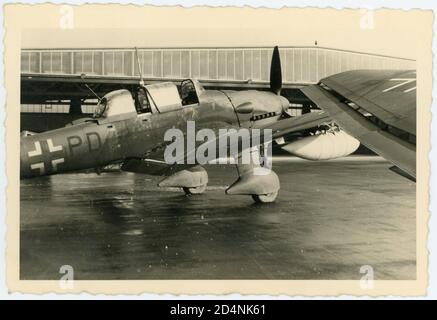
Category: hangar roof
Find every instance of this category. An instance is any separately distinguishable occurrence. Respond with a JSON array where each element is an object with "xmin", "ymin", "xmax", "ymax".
[{"xmin": 21, "ymin": 46, "xmax": 415, "ymax": 86}]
